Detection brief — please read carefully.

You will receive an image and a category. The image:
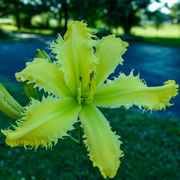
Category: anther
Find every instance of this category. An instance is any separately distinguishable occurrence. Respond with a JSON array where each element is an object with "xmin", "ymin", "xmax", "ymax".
[{"xmin": 90, "ymin": 71, "xmax": 94, "ymax": 81}]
